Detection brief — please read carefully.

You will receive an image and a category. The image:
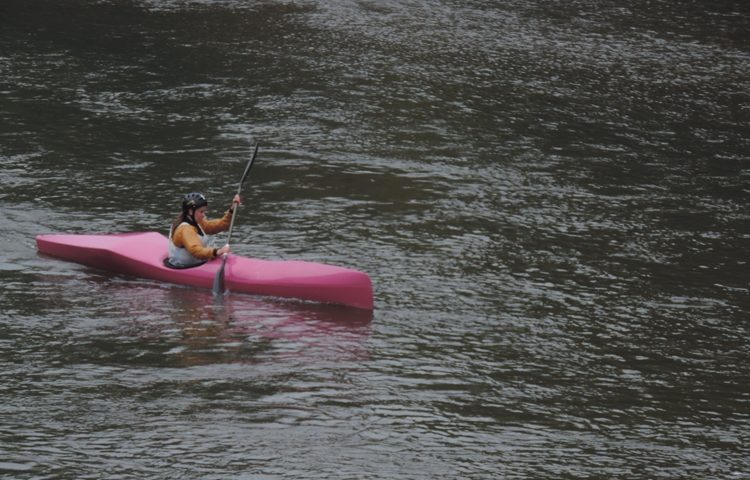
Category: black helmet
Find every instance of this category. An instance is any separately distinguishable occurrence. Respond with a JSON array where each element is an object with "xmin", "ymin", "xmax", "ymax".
[{"xmin": 182, "ymin": 192, "xmax": 208, "ymax": 211}]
